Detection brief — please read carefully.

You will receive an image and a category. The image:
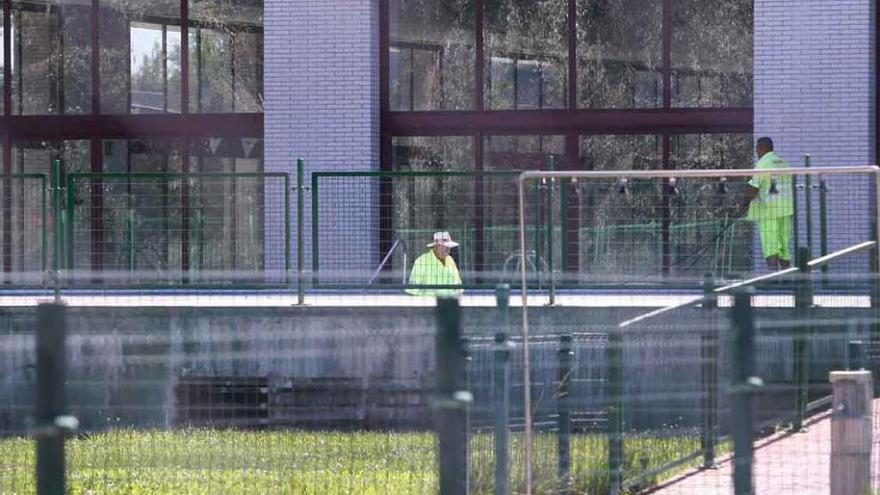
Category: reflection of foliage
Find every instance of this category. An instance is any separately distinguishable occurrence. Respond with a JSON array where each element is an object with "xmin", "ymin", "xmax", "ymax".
[
  {"xmin": 391, "ymin": 0, "xmax": 475, "ymax": 110},
  {"xmin": 672, "ymin": 0, "xmax": 752, "ymax": 107},
  {"xmin": 391, "ymin": 0, "xmax": 753, "ymax": 110},
  {"xmin": 577, "ymin": 0, "xmax": 662, "ymax": 108},
  {"xmin": 18, "ymin": 0, "xmax": 263, "ymax": 115},
  {"xmin": 485, "ymin": 0, "xmax": 567, "ymax": 109}
]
